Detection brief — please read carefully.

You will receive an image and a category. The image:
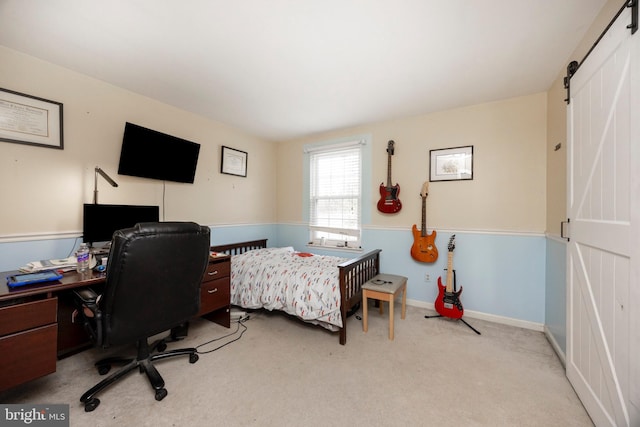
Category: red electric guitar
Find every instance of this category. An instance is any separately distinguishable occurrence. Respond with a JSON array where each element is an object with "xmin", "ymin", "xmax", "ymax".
[
  {"xmin": 410, "ymin": 181, "xmax": 438, "ymax": 262},
  {"xmin": 377, "ymin": 140, "xmax": 402, "ymax": 213},
  {"xmin": 434, "ymin": 235, "xmax": 464, "ymax": 319}
]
